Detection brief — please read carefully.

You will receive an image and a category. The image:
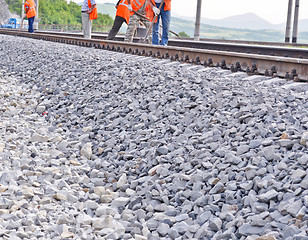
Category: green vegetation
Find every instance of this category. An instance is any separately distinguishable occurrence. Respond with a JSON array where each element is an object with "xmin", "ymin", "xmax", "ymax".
[
  {"xmin": 178, "ymin": 31, "xmax": 189, "ymax": 38},
  {"xmin": 95, "ymin": 13, "xmax": 113, "ymax": 26},
  {"xmin": 6, "ymin": 0, "xmax": 113, "ymax": 25},
  {"xmin": 6, "ymin": 0, "xmax": 22, "ymax": 15}
]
